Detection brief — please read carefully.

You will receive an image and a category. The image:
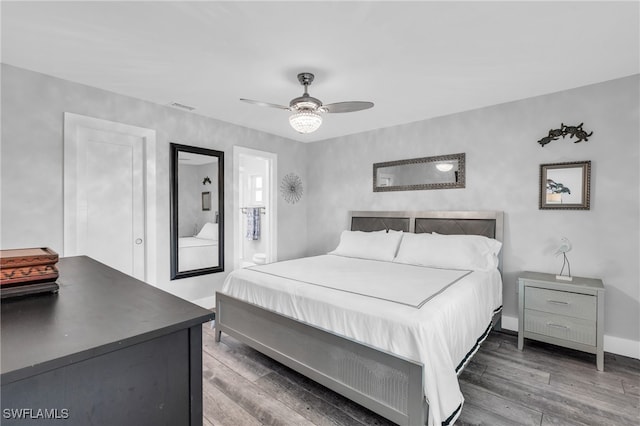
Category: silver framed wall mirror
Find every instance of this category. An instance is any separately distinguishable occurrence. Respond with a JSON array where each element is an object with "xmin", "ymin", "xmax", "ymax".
[
  {"xmin": 539, "ymin": 160, "xmax": 591, "ymax": 210},
  {"xmin": 170, "ymin": 143, "xmax": 224, "ymax": 279},
  {"xmin": 373, "ymin": 153, "xmax": 465, "ymax": 192}
]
